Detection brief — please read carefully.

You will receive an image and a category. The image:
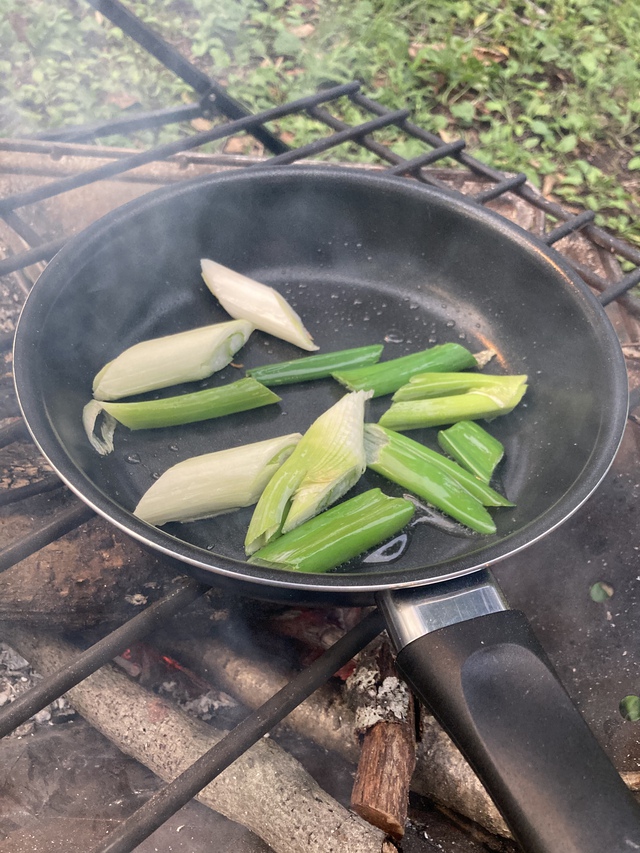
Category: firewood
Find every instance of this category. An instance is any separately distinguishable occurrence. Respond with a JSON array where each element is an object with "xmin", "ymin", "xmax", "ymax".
[
  {"xmin": 161, "ymin": 631, "xmax": 511, "ymax": 838},
  {"xmin": 1, "ymin": 624, "xmax": 394, "ymax": 853},
  {"xmin": 0, "ymin": 517, "xmax": 173, "ymax": 629},
  {"xmin": 346, "ymin": 641, "xmax": 416, "ymax": 839}
]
